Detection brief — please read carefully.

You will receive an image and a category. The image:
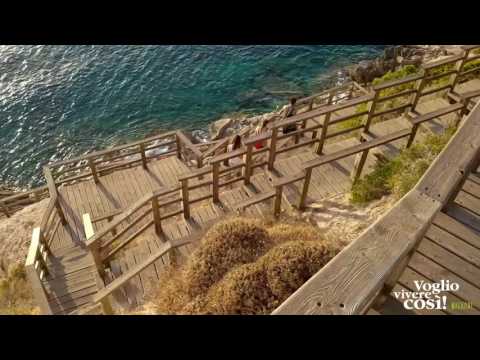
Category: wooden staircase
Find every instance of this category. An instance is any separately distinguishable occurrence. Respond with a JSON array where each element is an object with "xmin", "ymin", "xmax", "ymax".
[{"xmin": 25, "ymin": 46, "xmax": 480, "ymax": 314}]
